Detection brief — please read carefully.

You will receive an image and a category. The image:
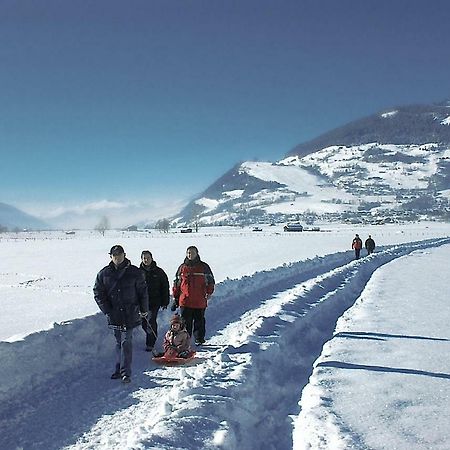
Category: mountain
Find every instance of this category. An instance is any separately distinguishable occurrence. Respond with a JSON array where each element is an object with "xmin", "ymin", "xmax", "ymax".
[
  {"xmin": 41, "ymin": 201, "xmax": 146, "ymax": 230},
  {"xmin": 173, "ymin": 101, "xmax": 450, "ymax": 226},
  {"xmin": 41, "ymin": 199, "xmax": 186, "ymax": 230},
  {"xmin": 289, "ymin": 100, "xmax": 450, "ymax": 158},
  {"xmin": 0, "ymin": 202, "xmax": 50, "ymax": 231}
]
